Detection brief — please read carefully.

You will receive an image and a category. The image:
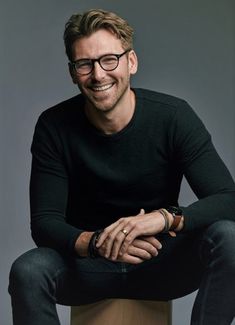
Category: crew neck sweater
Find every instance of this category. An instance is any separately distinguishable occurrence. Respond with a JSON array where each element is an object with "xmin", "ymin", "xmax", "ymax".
[{"xmin": 30, "ymin": 88, "xmax": 235, "ymax": 254}]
